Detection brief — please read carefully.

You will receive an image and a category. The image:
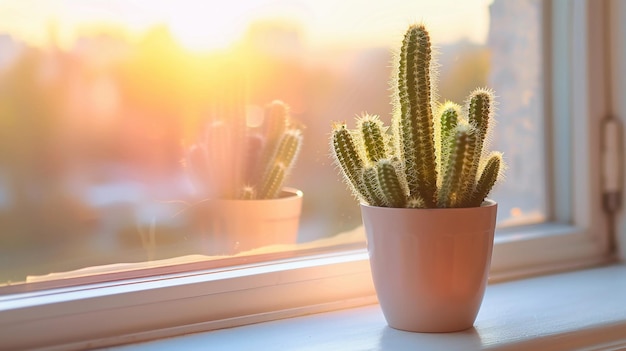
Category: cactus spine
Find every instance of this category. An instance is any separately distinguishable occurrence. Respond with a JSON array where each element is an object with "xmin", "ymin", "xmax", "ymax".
[
  {"xmin": 187, "ymin": 100, "xmax": 303, "ymax": 200},
  {"xmin": 330, "ymin": 24, "xmax": 504, "ymax": 208}
]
